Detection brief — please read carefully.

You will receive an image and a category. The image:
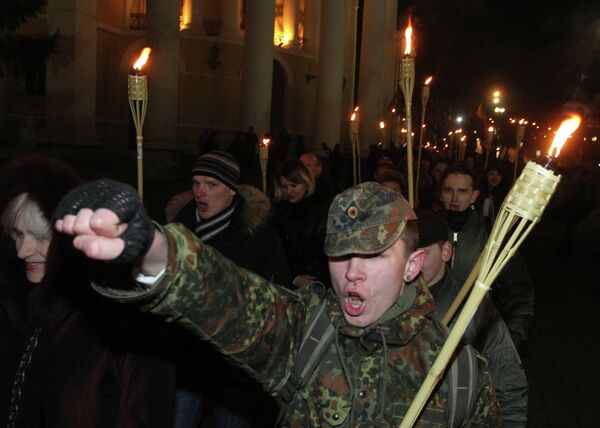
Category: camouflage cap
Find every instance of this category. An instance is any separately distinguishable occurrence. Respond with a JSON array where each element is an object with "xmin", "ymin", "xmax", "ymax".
[{"xmin": 324, "ymin": 182, "xmax": 416, "ymax": 257}]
